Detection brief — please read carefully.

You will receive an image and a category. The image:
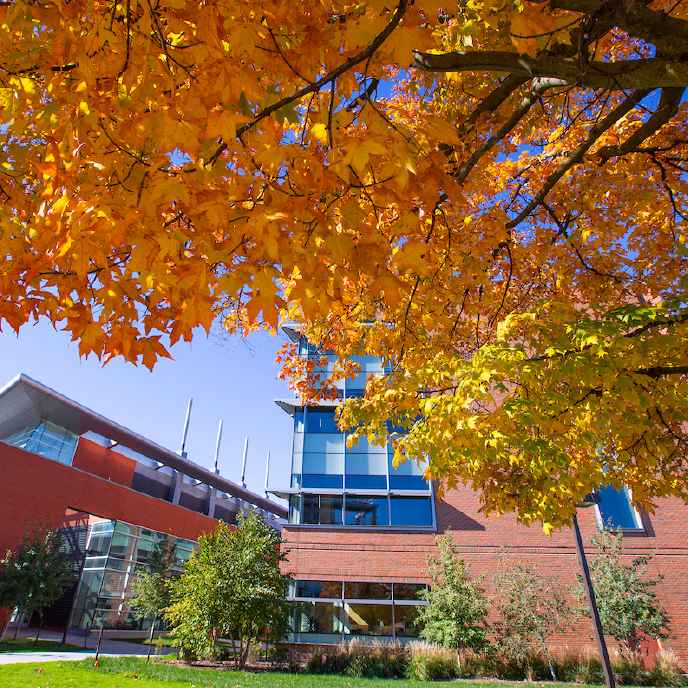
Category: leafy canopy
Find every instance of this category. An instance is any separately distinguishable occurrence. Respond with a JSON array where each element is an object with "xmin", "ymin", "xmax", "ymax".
[
  {"xmin": 165, "ymin": 514, "xmax": 291, "ymax": 667},
  {"xmin": 3, "ymin": 0, "xmax": 688, "ymax": 526},
  {"xmin": 130, "ymin": 535, "xmax": 177, "ymax": 623},
  {"xmin": 0, "ymin": 522, "xmax": 73, "ymax": 619}
]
